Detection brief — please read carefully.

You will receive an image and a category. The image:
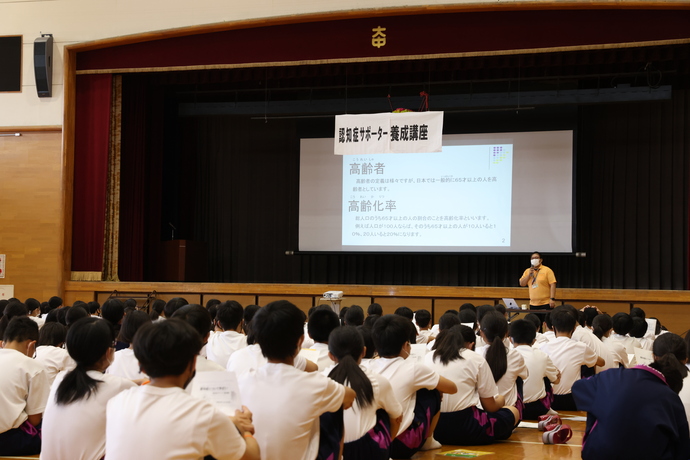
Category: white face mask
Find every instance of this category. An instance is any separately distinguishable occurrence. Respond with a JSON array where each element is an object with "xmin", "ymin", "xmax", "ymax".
[{"xmin": 531, "ymin": 259, "xmax": 541, "ymax": 267}]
